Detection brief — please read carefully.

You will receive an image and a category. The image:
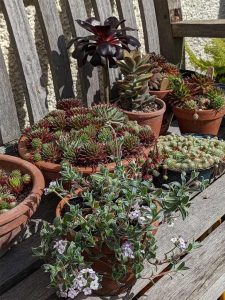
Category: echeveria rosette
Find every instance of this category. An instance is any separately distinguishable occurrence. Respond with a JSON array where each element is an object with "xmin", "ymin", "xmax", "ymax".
[{"xmin": 69, "ymin": 16, "xmax": 141, "ymax": 68}]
